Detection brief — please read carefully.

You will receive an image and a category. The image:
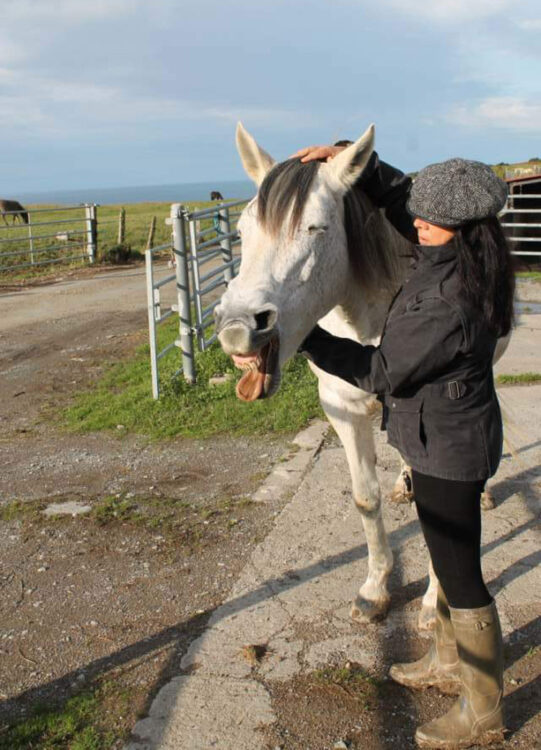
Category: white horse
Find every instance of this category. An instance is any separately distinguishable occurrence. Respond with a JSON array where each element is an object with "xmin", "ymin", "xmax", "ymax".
[{"xmin": 215, "ymin": 123, "xmax": 502, "ymax": 628}]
